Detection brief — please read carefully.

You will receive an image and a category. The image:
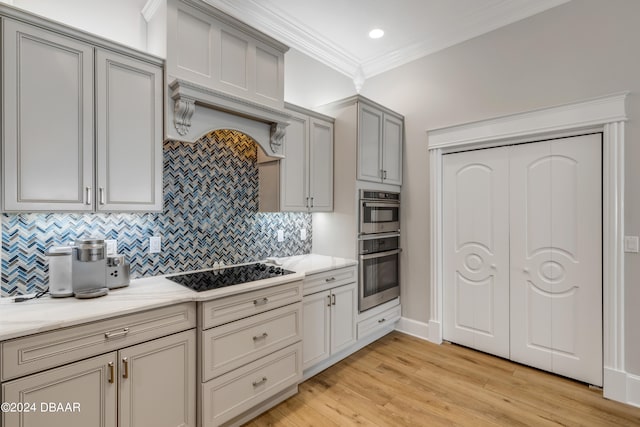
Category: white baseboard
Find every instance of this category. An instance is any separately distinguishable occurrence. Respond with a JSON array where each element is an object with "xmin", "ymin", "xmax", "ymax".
[
  {"xmin": 395, "ymin": 317, "xmax": 429, "ymax": 340},
  {"xmin": 628, "ymin": 373, "xmax": 640, "ymax": 408},
  {"xmin": 428, "ymin": 319, "xmax": 442, "ymax": 344},
  {"xmin": 603, "ymin": 367, "xmax": 640, "ymax": 408}
]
